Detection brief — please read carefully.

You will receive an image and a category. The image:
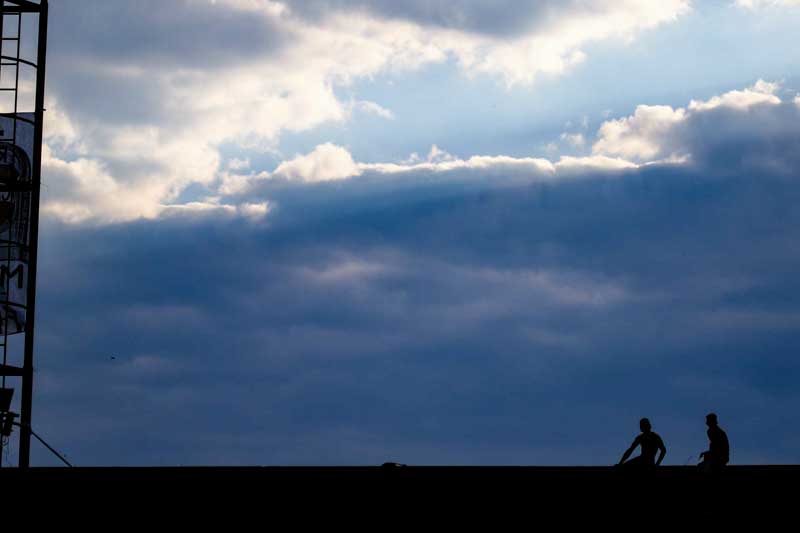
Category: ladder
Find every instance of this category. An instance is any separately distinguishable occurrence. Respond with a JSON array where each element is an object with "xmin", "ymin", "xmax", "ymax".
[
  {"xmin": 0, "ymin": 1, "xmax": 32, "ymax": 467},
  {"xmin": 0, "ymin": 3, "xmax": 20, "ymax": 388}
]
